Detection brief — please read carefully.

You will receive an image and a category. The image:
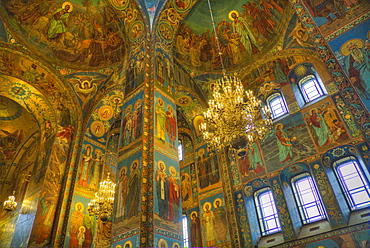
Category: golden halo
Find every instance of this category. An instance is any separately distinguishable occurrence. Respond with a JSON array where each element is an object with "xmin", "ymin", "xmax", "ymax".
[
  {"xmin": 115, "ymin": 245, "xmax": 123, "ymax": 248},
  {"xmin": 158, "ymin": 160, "xmax": 166, "ymax": 171},
  {"xmin": 125, "ymin": 105, "xmax": 133, "ymax": 114},
  {"xmin": 99, "ymin": 105, "xmax": 114, "ymax": 121},
  {"xmin": 84, "ymin": 144, "xmax": 93, "ymax": 153},
  {"xmin": 275, "ymin": 123, "xmax": 283, "ymax": 130},
  {"xmin": 120, "ymin": 166, "xmax": 127, "ymax": 175},
  {"xmin": 79, "ymin": 226, "xmax": 86, "ymax": 232},
  {"xmin": 197, "ymin": 148, "xmax": 205, "ymax": 156},
  {"xmin": 190, "ymin": 211, "xmax": 198, "ymax": 219},
  {"xmin": 203, "ymin": 202, "xmax": 212, "ymax": 212},
  {"xmin": 158, "ymin": 239, "xmax": 168, "ymax": 247},
  {"xmin": 167, "ymin": 104, "xmax": 174, "ymax": 112},
  {"xmin": 130, "ymin": 159, "xmax": 139, "ymax": 171},
  {"xmin": 75, "ymin": 202, "xmax": 84, "ymax": 211},
  {"xmin": 95, "ymin": 148, "xmax": 102, "ymax": 155},
  {"xmin": 228, "ymin": 10, "xmax": 239, "ymax": 21},
  {"xmin": 123, "ymin": 240, "xmax": 132, "ymax": 248},
  {"xmin": 62, "ymin": 2, "xmax": 73, "ymax": 12},
  {"xmin": 310, "ymin": 108, "xmax": 318, "ymax": 115},
  {"xmin": 90, "ymin": 121, "xmax": 105, "ymax": 137},
  {"xmin": 169, "ymin": 166, "xmax": 176, "ymax": 176},
  {"xmin": 172, "ymin": 242, "xmax": 180, "ymax": 248},
  {"xmin": 157, "ymin": 97, "xmax": 164, "ymax": 107},
  {"xmin": 135, "ymin": 99, "xmax": 142, "ymax": 109},
  {"xmin": 340, "ymin": 38, "xmax": 364, "ymax": 56},
  {"xmin": 213, "ymin": 198, "xmax": 223, "ymax": 208}
]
